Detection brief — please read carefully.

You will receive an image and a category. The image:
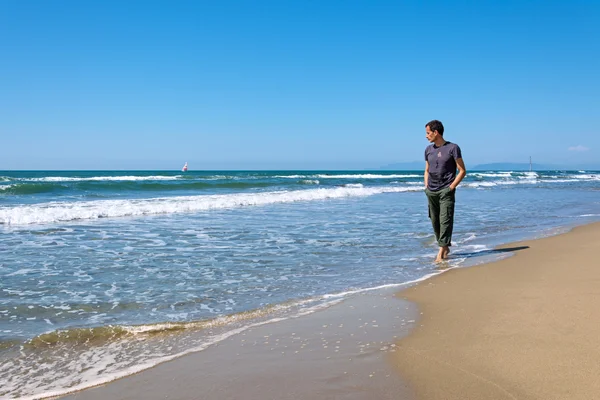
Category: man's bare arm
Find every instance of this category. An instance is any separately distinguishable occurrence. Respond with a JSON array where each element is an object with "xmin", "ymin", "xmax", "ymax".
[{"xmin": 450, "ymin": 158, "xmax": 467, "ymax": 190}]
